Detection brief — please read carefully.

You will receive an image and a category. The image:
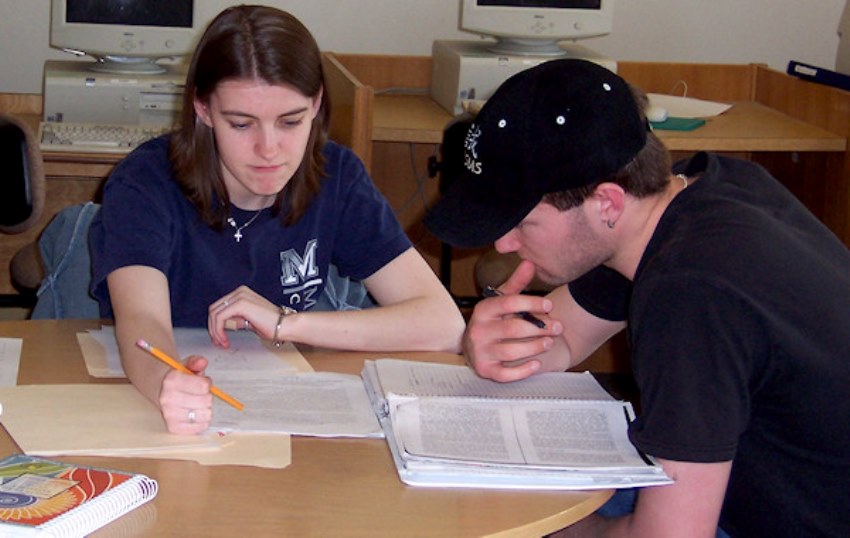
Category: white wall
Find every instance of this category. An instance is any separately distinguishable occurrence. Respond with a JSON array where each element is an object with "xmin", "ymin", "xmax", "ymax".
[{"xmin": 0, "ymin": 0, "xmax": 846, "ymax": 94}]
